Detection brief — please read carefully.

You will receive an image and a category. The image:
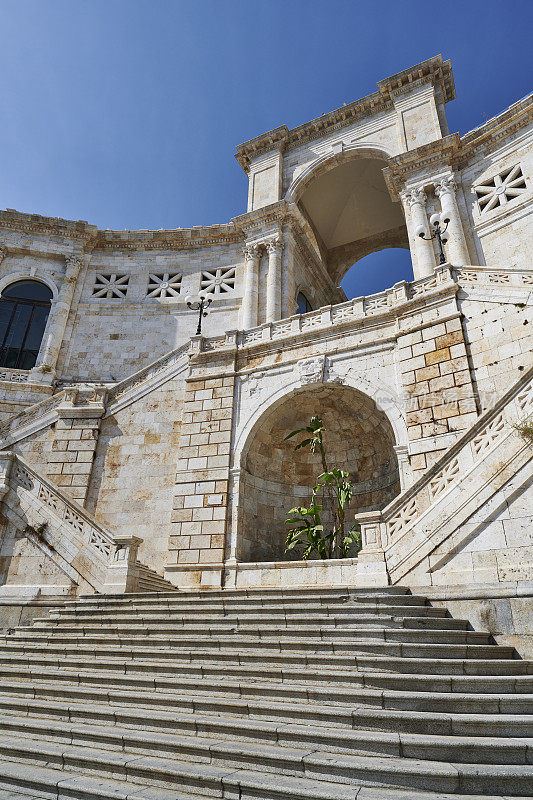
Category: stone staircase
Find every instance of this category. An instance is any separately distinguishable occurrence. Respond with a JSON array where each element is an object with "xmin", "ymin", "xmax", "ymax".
[
  {"xmin": 0, "ymin": 586, "xmax": 531, "ymax": 799},
  {"xmin": 136, "ymin": 561, "xmax": 179, "ymax": 593}
]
